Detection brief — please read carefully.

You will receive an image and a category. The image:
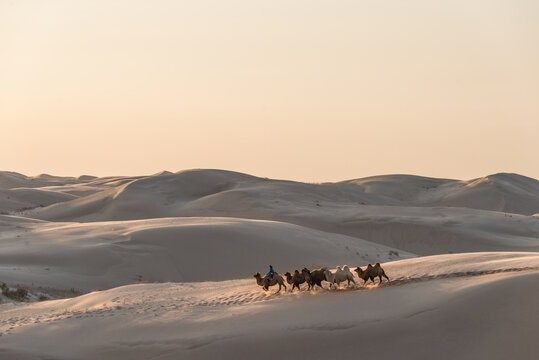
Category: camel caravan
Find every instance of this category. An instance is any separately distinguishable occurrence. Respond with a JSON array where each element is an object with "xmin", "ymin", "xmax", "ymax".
[{"xmin": 254, "ymin": 263, "xmax": 390, "ymax": 293}]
